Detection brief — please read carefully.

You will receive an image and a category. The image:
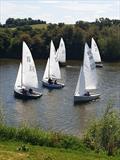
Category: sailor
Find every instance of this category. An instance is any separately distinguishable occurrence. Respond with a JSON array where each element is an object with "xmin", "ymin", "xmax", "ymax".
[
  {"xmin": 29, "ymin": 88, "xmax": 33, "ymax": 94},
  {"xmin": 22, "ymin": 88, "xmax": 27, "ymax": 95},
  {"xmin": 54, "ymin": 80, "xmax": 57, "ymax": 84},
  {"xmin": 84, "ymin": 91, "xmax": 90, "ymax": 96},
  {"xmin": 48, "ymin": 78, "xmax": 53, "ymax": 84}
]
